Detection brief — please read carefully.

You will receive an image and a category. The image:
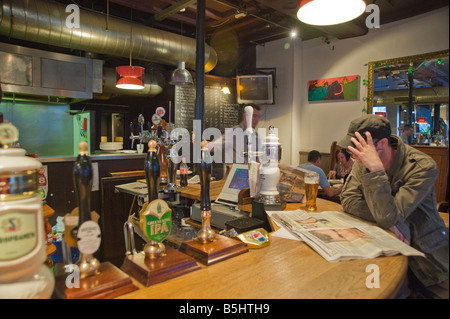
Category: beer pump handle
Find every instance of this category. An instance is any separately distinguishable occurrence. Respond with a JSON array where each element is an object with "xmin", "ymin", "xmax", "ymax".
[
  {"xmin": 74, "ymin": 141, "xmax": 92, "ymax": 224},
  {"xmin": 200, "ymin": 140, "xmax": 211, "ymax": 211},
  {"xmin": 244, "ymin": 105, "xmax": 253, "ymax": 134},
  {"xmin": 157, "ymin": 125, "xmax": 163, "ymax": 138},
  {"xmin": 145, "ymin": 140, "xmax": 161, "ymax": 202}
]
